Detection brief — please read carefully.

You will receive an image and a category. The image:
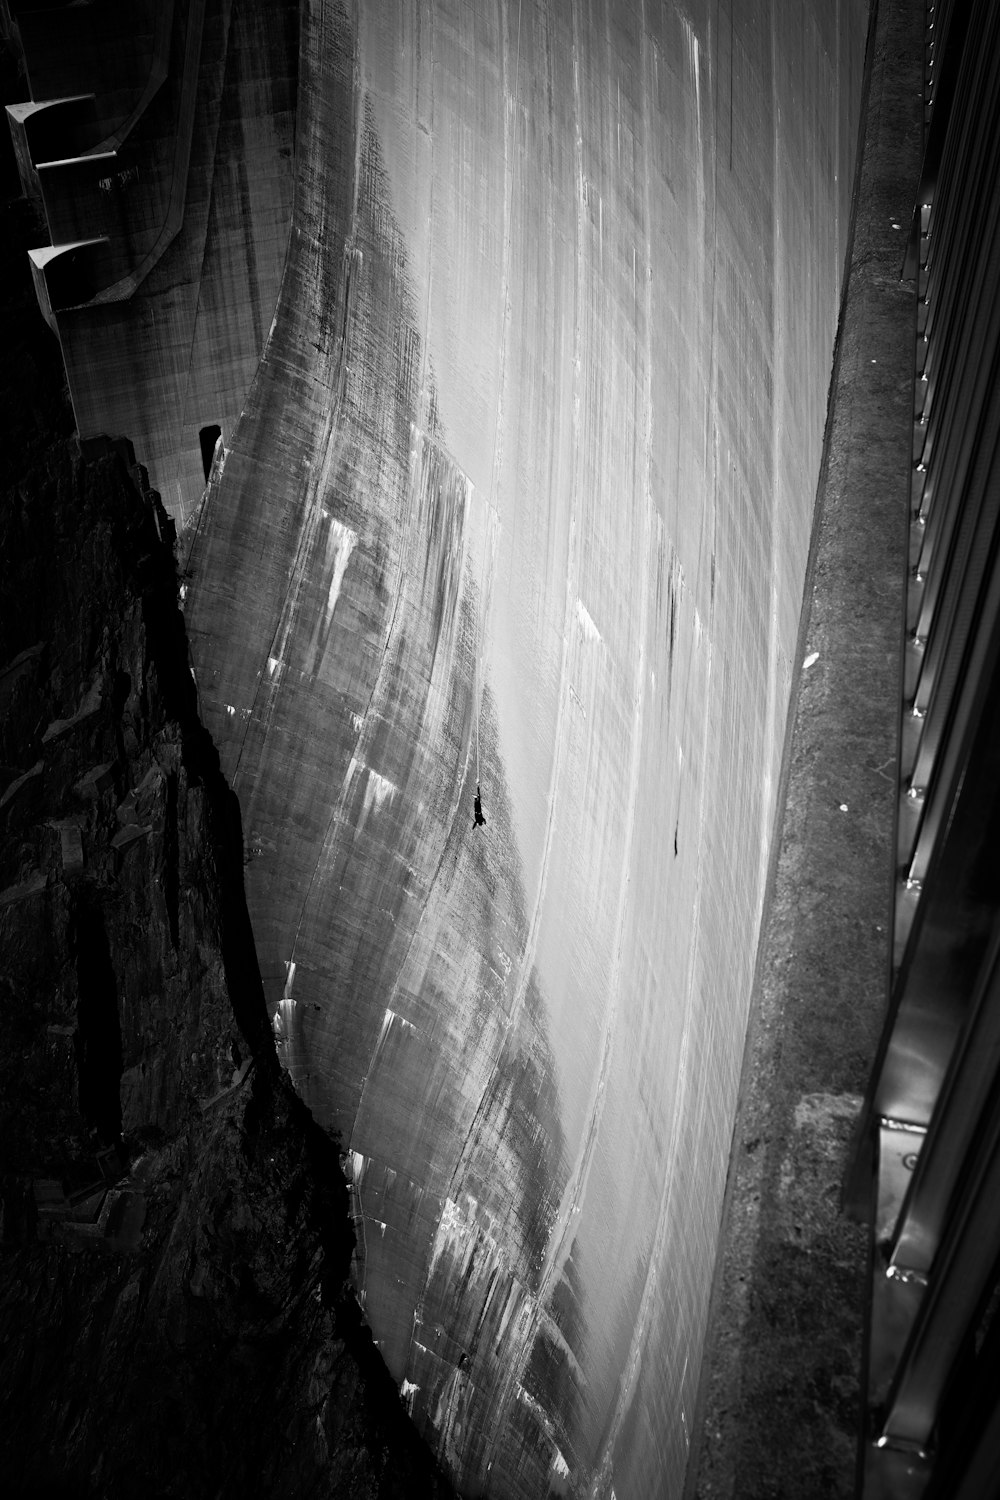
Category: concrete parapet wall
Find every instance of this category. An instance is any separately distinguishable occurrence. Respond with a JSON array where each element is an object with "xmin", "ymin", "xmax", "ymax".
[{"xmin": 690, "ymin": 1, "xmax": 925, "ymax": 1494}]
